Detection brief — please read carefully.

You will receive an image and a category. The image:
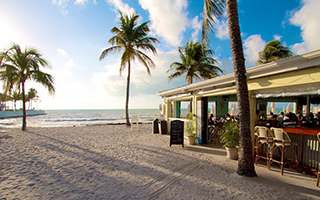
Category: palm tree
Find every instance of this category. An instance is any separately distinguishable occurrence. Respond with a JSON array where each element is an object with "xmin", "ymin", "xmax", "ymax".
[
  {"xmin": 11, "ymin": 91, "xmax": 21, "ymax": 110},
  {"xmin": 167, "ymin": 40, "xmax": 223, "ymax": 84},
  {"xmin": 99, "ymin": 11, "xmax": 159, "ymax": 126},
  {"xmin": 0, "ymin": 43, "xmax": 55, "ymax": 130},
  {"xmin": 27, "ymin": 88, "xmax": 37, "ymax": 110},
  {"xmin": 256, "ymin": 40, "xmax": 293, "ymax": 65},
  {"xmin": 202, "ymin": 0, "xmax": 257, "ymax": 177},
  {"xmin": 0, "ymin": 93, "xmax": 9, "ymax": 110}
]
